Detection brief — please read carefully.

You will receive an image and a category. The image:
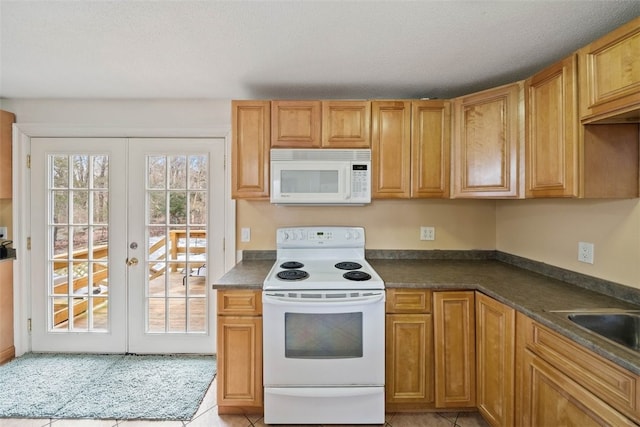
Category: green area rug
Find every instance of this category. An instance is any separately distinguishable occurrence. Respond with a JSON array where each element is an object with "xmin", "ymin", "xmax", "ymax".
[{"xmin": 0, "ymin": 353, "xmax": 216, "ymax": 420}]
